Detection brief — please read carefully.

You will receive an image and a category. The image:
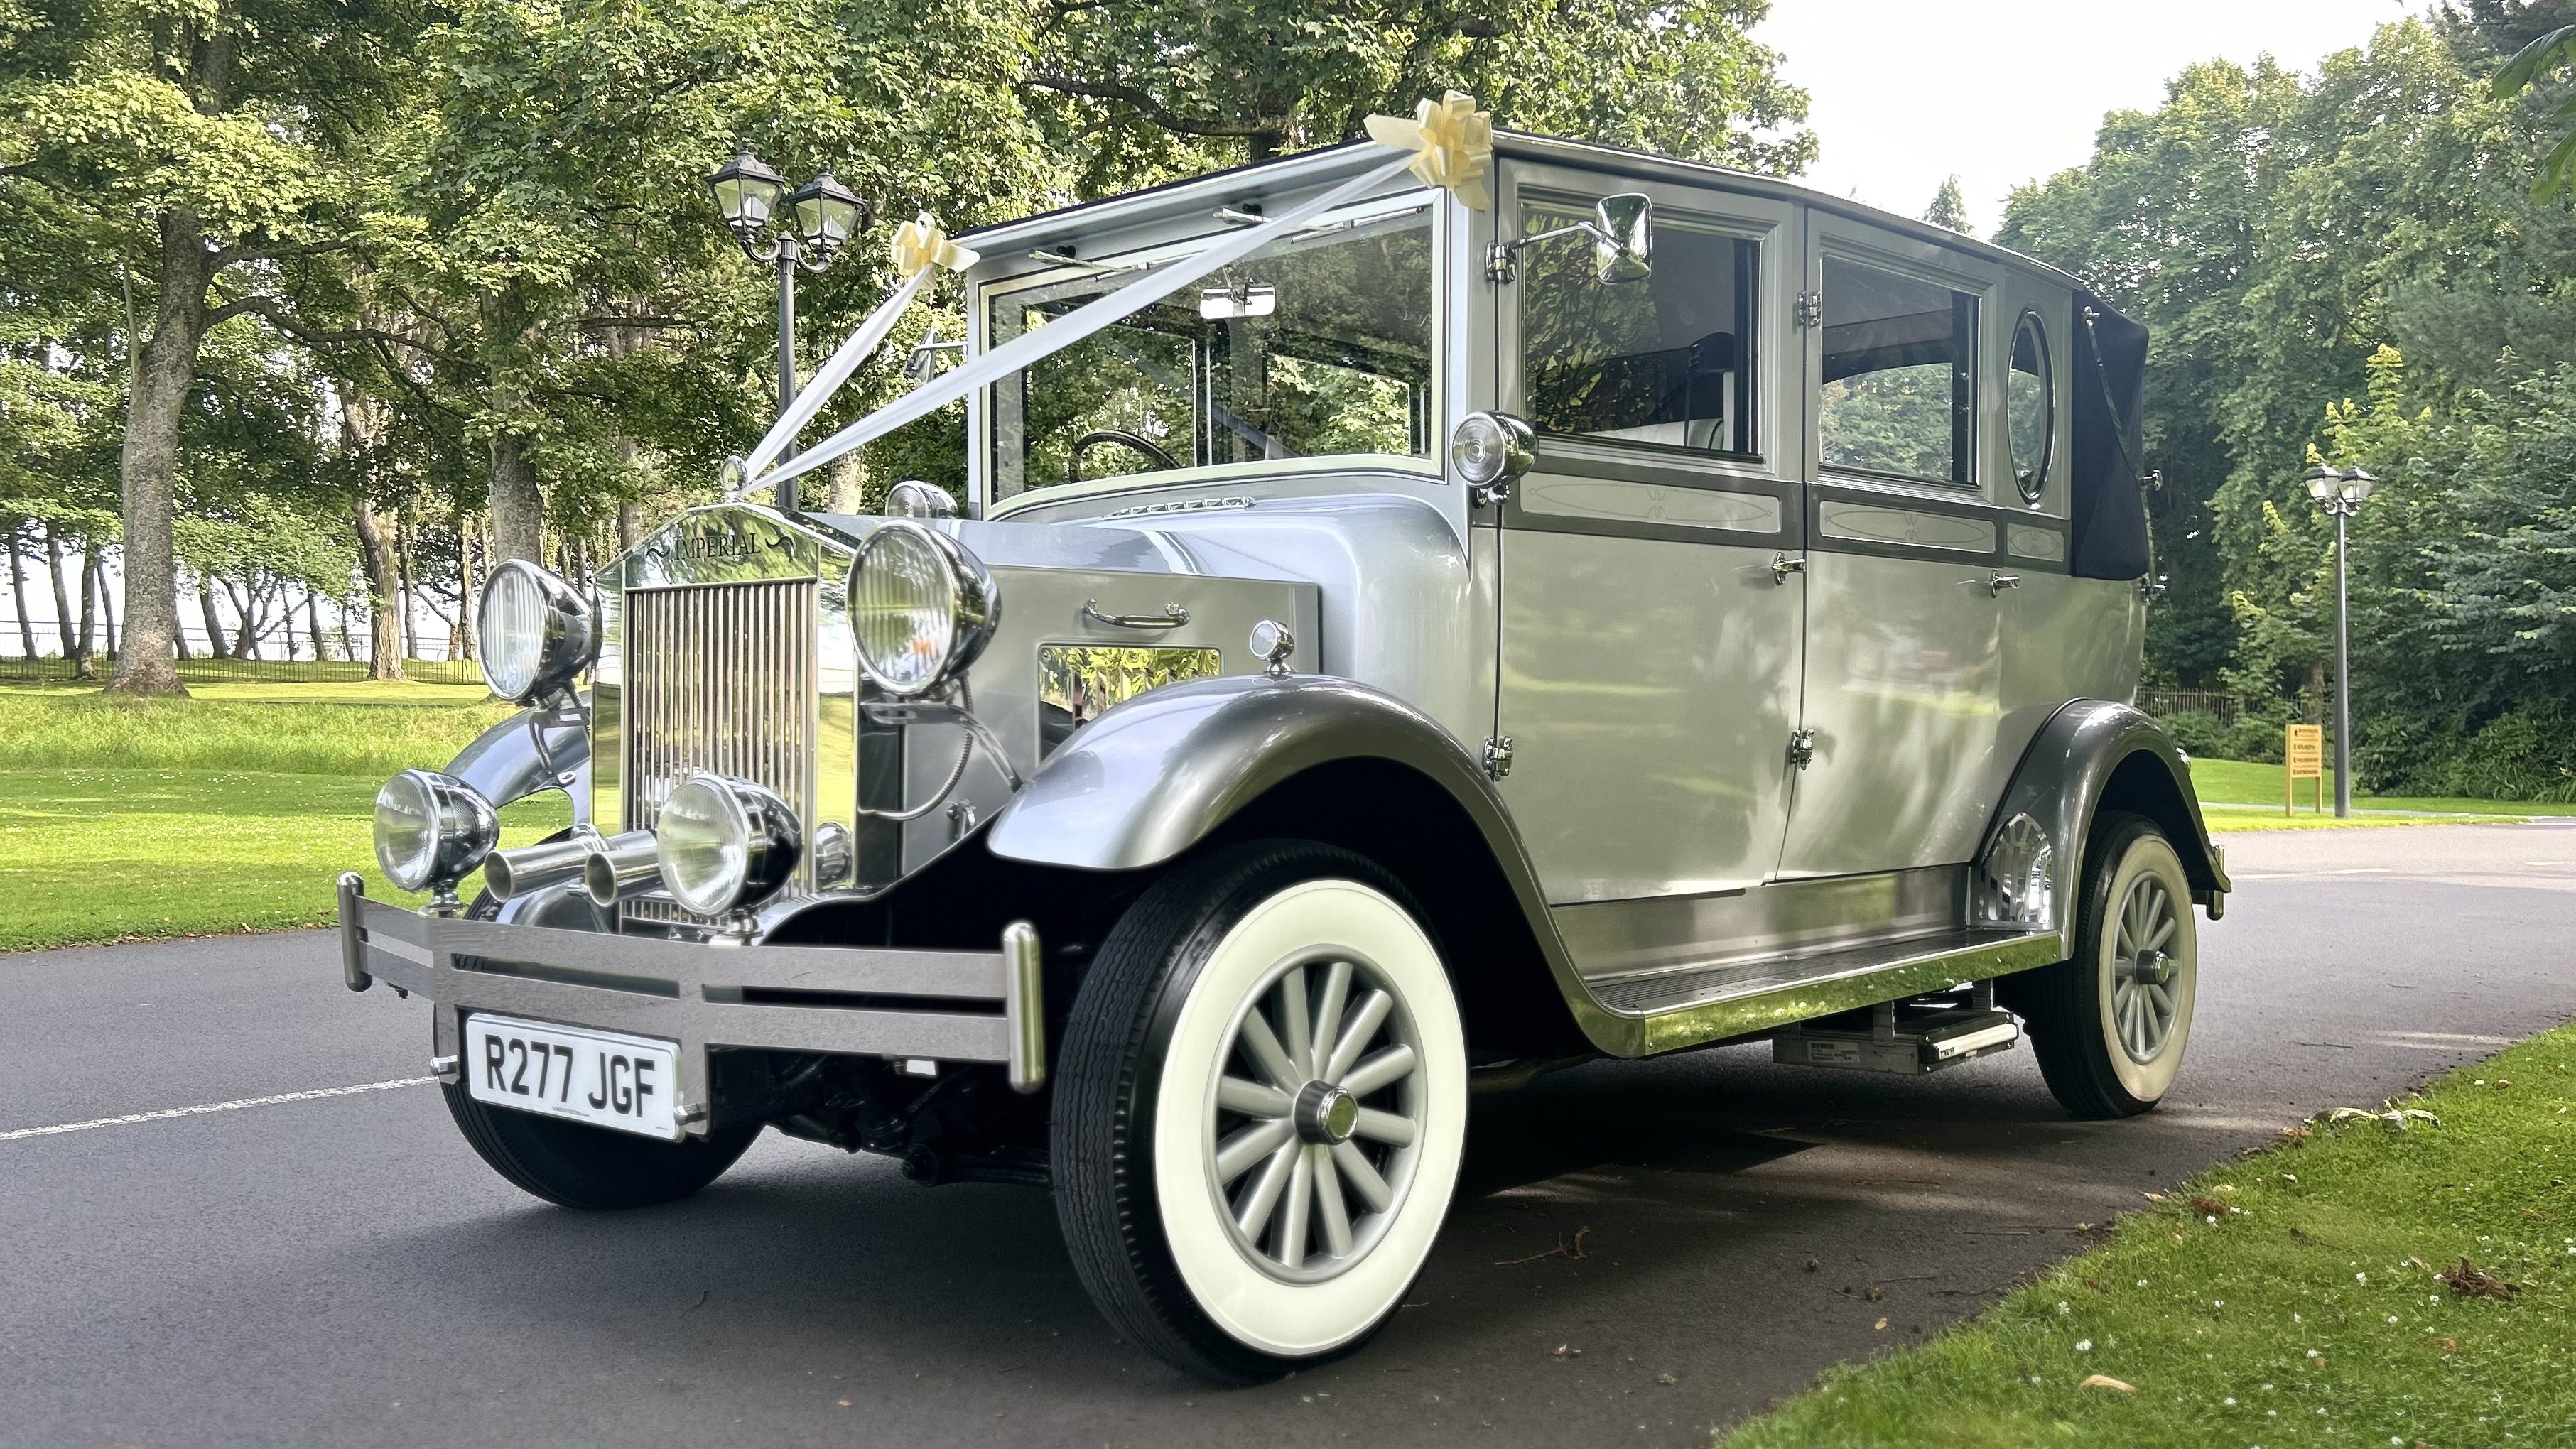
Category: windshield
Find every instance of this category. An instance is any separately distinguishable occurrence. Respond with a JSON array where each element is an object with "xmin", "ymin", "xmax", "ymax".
[{"xmin": 986, "ymin": 201, "xmax": 1435, "ymax": 500}]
